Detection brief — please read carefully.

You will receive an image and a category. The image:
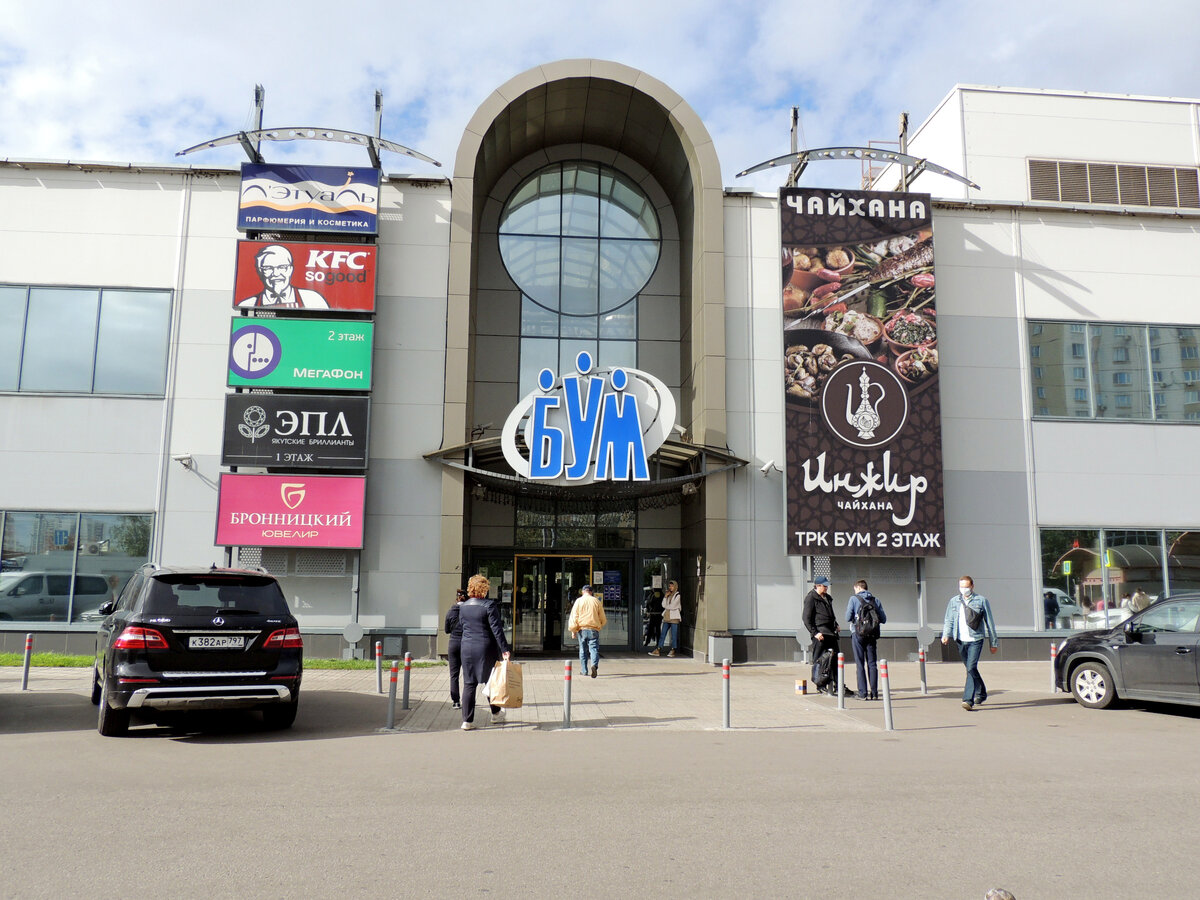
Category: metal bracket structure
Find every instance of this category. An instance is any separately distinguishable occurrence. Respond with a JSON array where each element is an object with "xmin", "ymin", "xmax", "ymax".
[
  {"xmin": 737, "ymin": 145, "xmax": 979, "ymax": 191},
  {"xmin": 176, "ymin": 85, "xmax": 441, "ymax": 170}
]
